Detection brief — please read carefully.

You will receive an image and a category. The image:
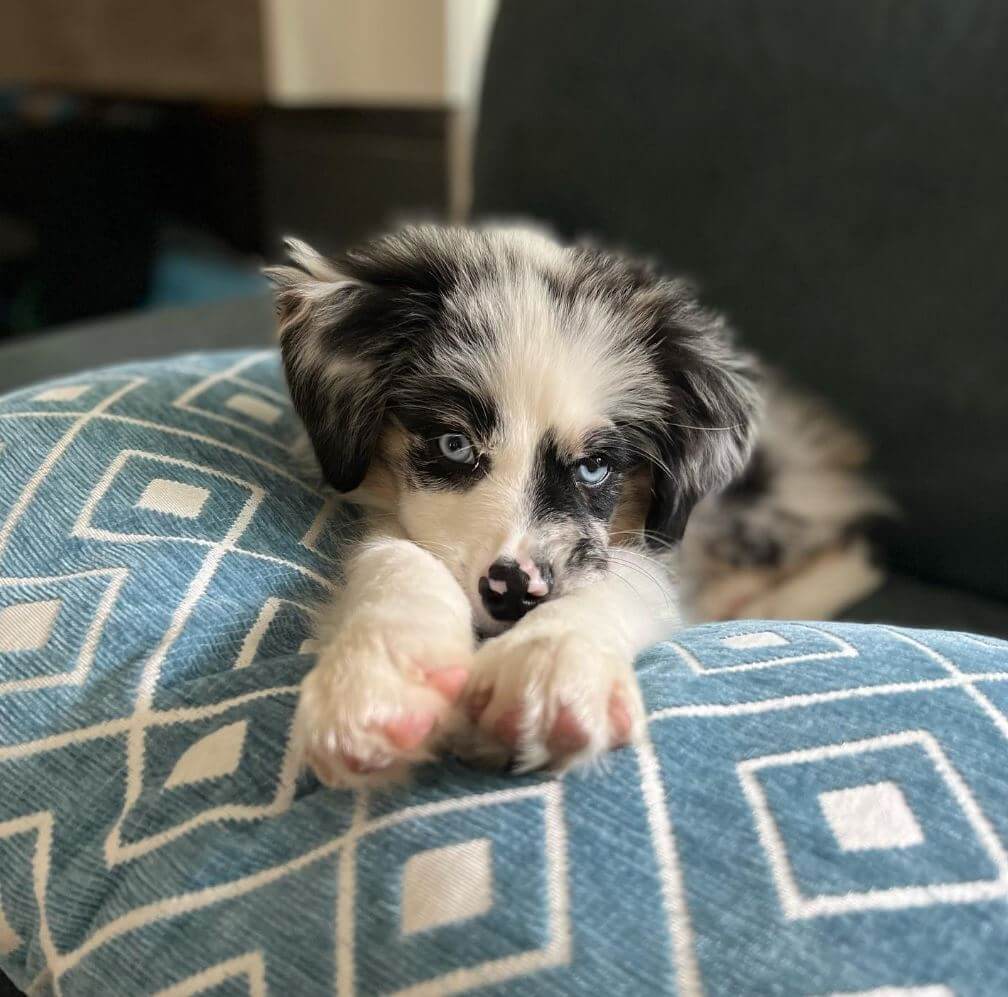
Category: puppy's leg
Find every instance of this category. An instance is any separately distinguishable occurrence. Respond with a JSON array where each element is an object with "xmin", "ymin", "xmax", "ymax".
[
  {"xmin": 464, "ymin": 550, "xmax": 677, "ymax": 771},
  {"xmin": 297, "ymin": 536, "xmax": 474, "ymax": 787}
]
